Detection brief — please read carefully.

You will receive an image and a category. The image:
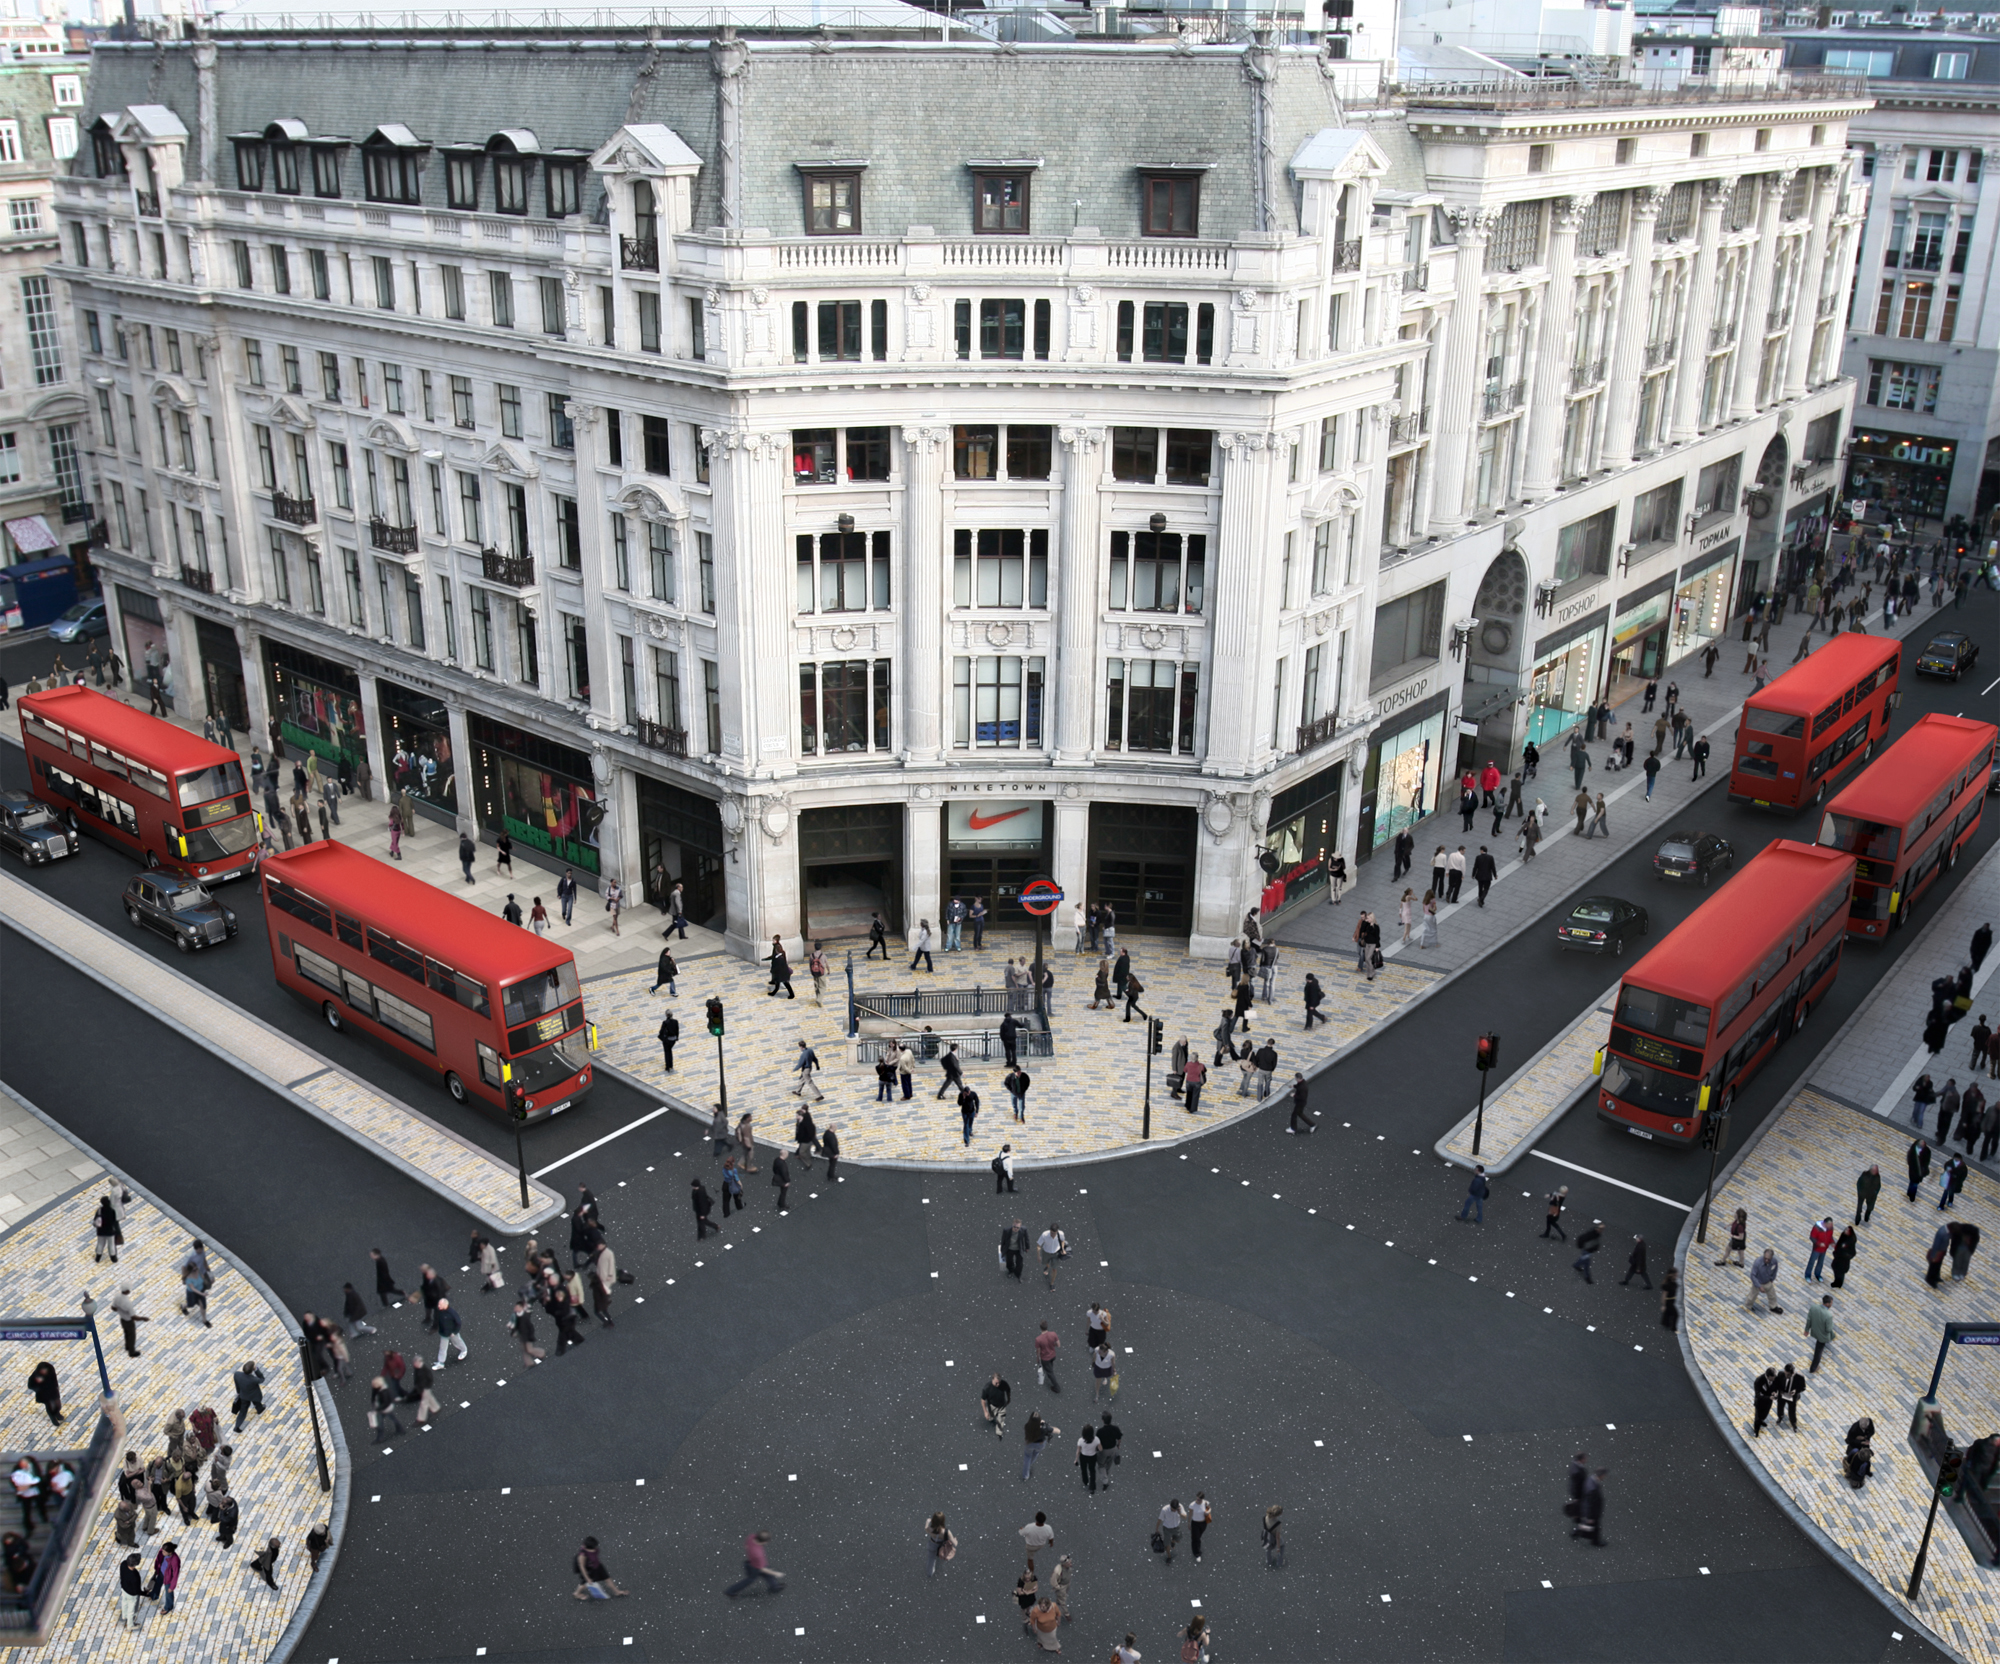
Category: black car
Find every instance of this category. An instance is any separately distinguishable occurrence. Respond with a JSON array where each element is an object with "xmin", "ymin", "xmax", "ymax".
[
  {"xmin": 1557, "ymin": 896, "xmax": 1649, "ymax": 954},
  {"xmin": 1654, "ymin": 830, "xmax": 1735, "ymax": 884},
  {"xmin": 1915, "ymin": 631, "xmax": 1980, "ymax": 681},
  {"xmin": 122, "ymin": 872, "xmax": 238, "ymax": 952},
  {"xmin": 0, "ymin": 791, "xmax": 77, "ymax": 866}
]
